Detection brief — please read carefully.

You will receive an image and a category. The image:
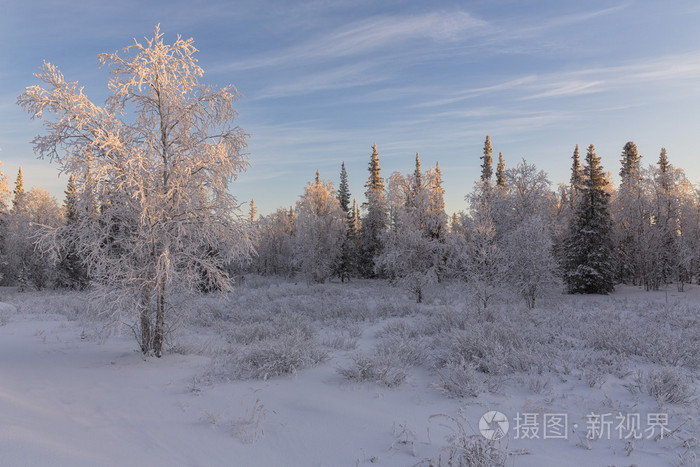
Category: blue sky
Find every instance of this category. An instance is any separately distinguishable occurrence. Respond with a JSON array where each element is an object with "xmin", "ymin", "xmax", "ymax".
[{"xmin": 2, "ymin": 0, "xmax": 700, "ymax": 216}]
